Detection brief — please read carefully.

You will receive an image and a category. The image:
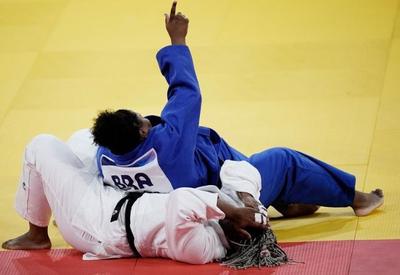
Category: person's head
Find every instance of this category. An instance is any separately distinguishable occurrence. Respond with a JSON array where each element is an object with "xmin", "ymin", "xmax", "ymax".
[{"xmin": 91, "ymin": 109, "xmax": 151, "ymax": 155}]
